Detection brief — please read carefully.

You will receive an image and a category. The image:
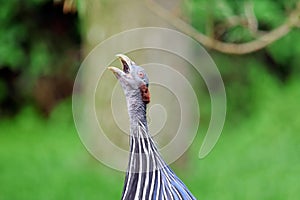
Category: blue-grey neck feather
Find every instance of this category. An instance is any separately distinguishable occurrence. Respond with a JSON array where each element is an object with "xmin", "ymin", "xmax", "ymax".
[{"xmin": 126, "ymin": 90, "xmax": 148, "ymax": 136}]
